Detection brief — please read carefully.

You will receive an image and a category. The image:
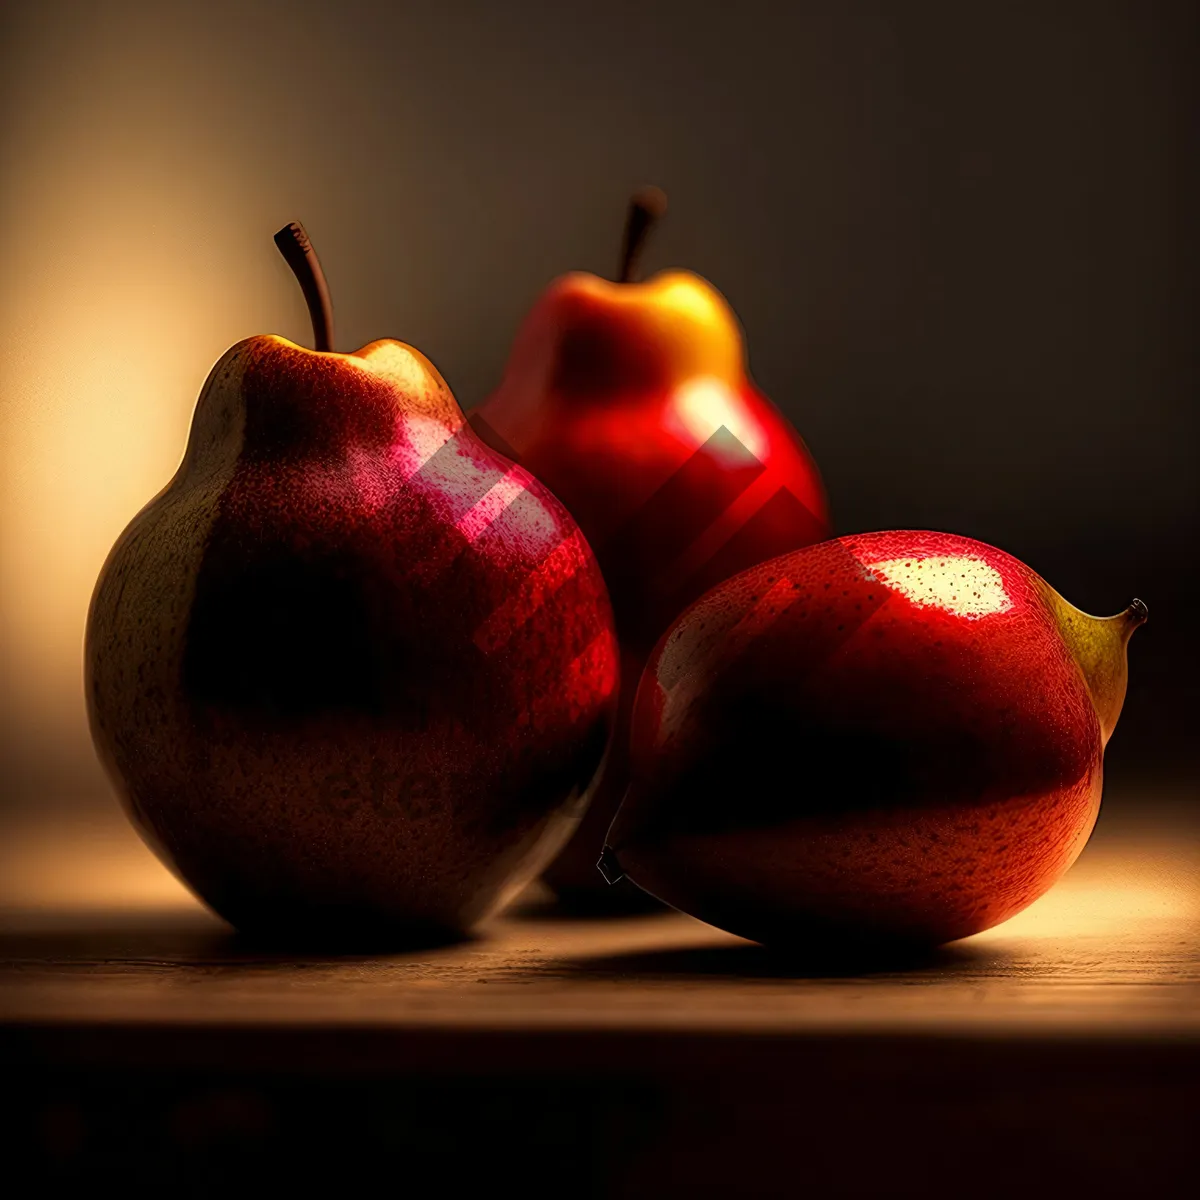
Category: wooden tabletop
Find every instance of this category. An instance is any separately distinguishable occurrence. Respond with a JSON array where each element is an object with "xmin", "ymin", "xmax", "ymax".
[{"xmin": 2, "ymin": 787, "xmax": 1197, "ymax": 1196}]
